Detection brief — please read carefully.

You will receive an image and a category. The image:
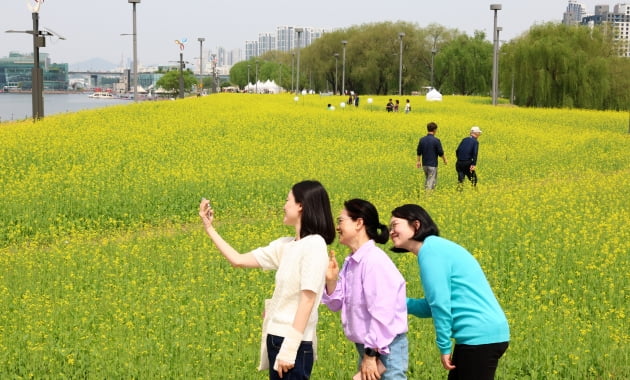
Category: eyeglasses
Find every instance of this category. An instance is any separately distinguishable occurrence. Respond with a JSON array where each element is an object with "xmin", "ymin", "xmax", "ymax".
[{"xmin": 336, "ymin": 217, "xmax": 352, "ymax": 225}]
